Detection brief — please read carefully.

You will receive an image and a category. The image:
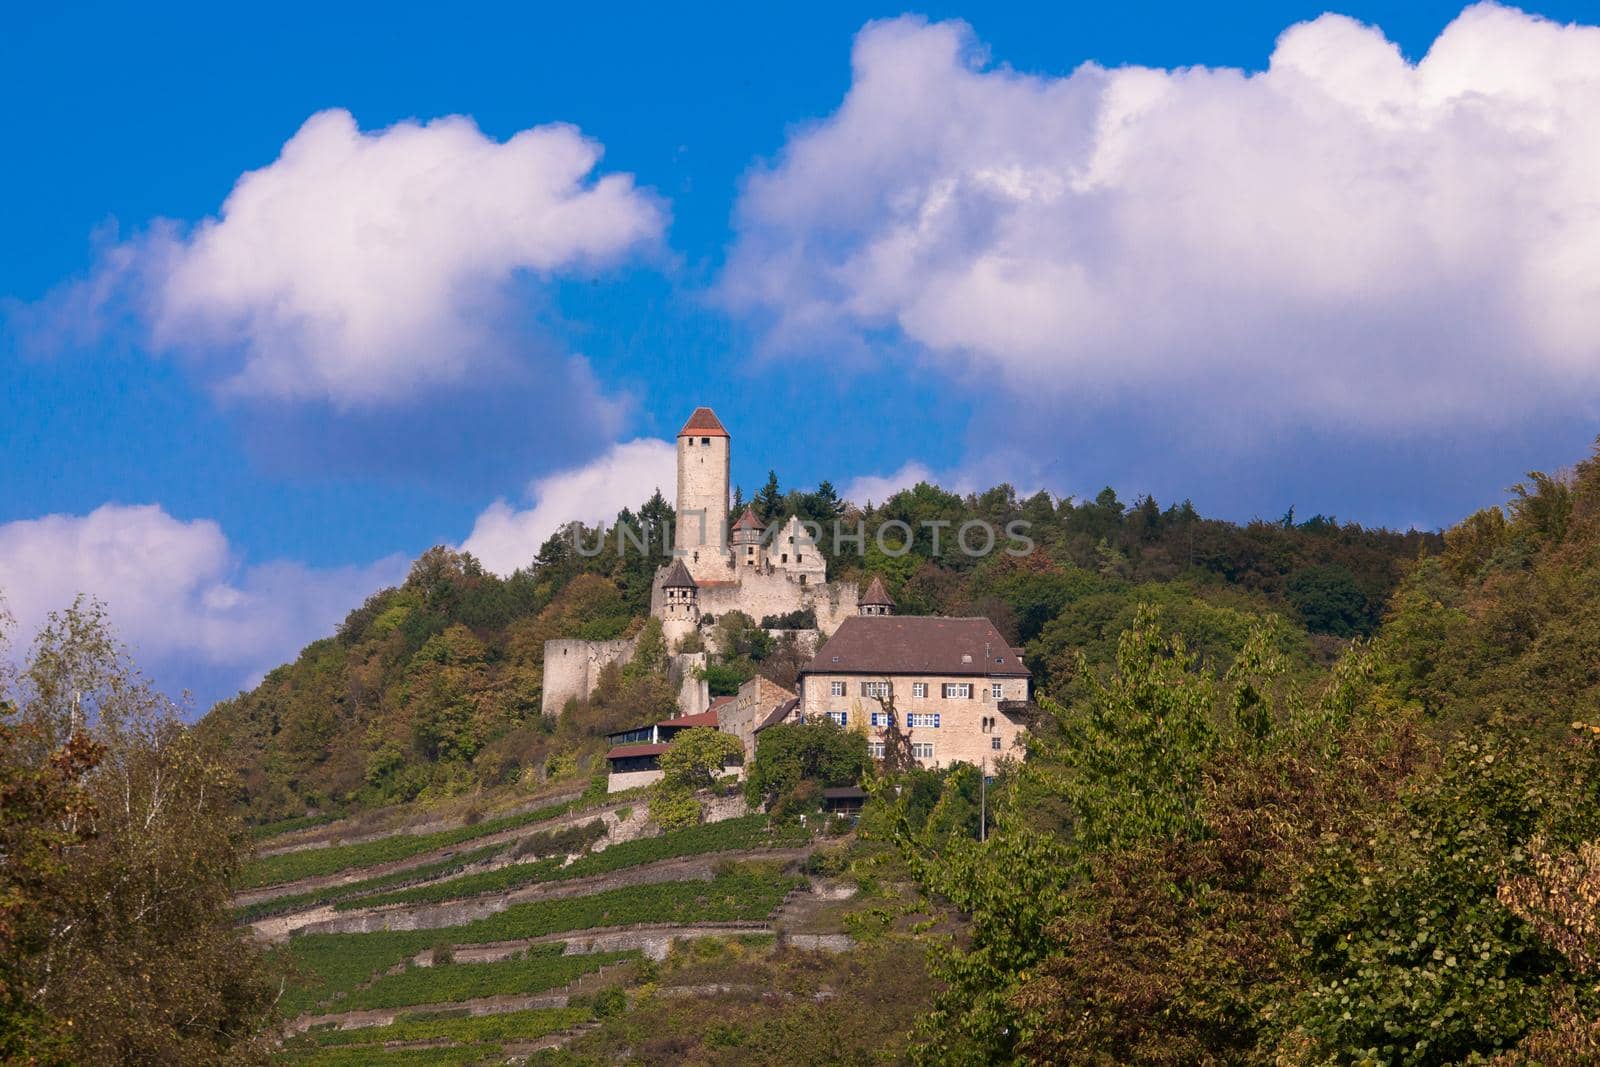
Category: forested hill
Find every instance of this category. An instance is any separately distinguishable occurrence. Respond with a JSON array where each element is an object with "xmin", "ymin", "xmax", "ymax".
[{"xmin": 198, "ymin": 480, "xmax": 1436, "ymax": 822}]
